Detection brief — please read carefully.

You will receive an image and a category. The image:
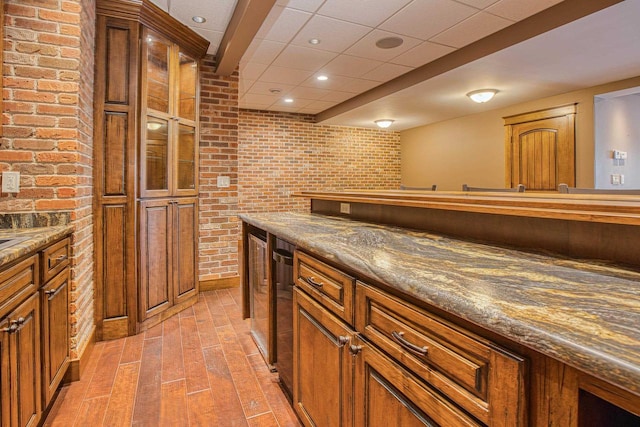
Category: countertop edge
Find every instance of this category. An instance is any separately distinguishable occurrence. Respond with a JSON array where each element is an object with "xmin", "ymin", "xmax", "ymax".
[{"xmin": 0, "ymin": 225, "xmax": 74, "ymax": 268}]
